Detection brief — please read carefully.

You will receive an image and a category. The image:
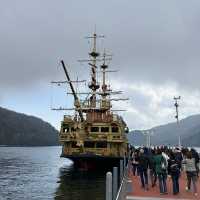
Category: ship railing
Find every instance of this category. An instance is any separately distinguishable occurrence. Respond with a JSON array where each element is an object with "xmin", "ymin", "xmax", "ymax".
[
  {"xmin": 105, "ymin": 156, "xmax": 129, "ymax": 200},
  {"xmin": 63, "ymin": 115, "xmax": 74, "ymax": 121},
  {"xmin": 59, "ymin": 135, "xmax": 70, "ymax": 140},
  {"xmin": 112, "ymin": 114, "xmax": 122, "ymax": 122}
]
